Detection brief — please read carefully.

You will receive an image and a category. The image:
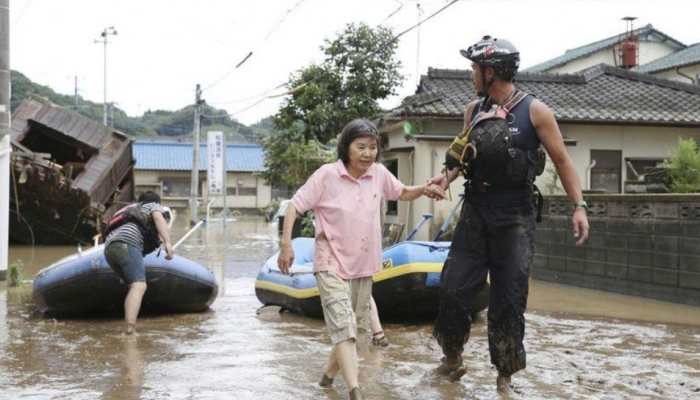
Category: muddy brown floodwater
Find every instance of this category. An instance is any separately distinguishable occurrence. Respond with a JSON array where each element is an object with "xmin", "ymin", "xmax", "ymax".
[{"xmin": 2, "ymin": 217, "xmax": 700, "ymax": 399}]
